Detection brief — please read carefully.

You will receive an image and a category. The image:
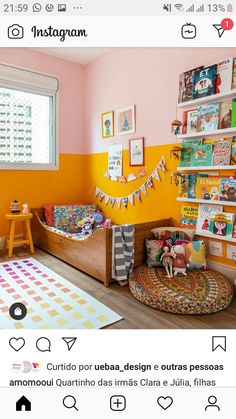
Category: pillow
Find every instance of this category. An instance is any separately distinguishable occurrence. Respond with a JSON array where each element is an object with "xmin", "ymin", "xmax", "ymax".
[
  {"xmin": 151, "ymin": 226, "xmax": 195, "ymax": 243},
  {"xmin": 184, "ymin": 240, "xmax": 207, "ymax": 270},
  {"xmin": 54, "ymin": 205, "xmax": 98, "ymax": 234},
  {"xmin": 43, "ymin": 202, "xmax": 84, "ymax": 226},
  {"xmin": 145, "ymin": 239, "xmax": 165, "ymax": 267}
]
